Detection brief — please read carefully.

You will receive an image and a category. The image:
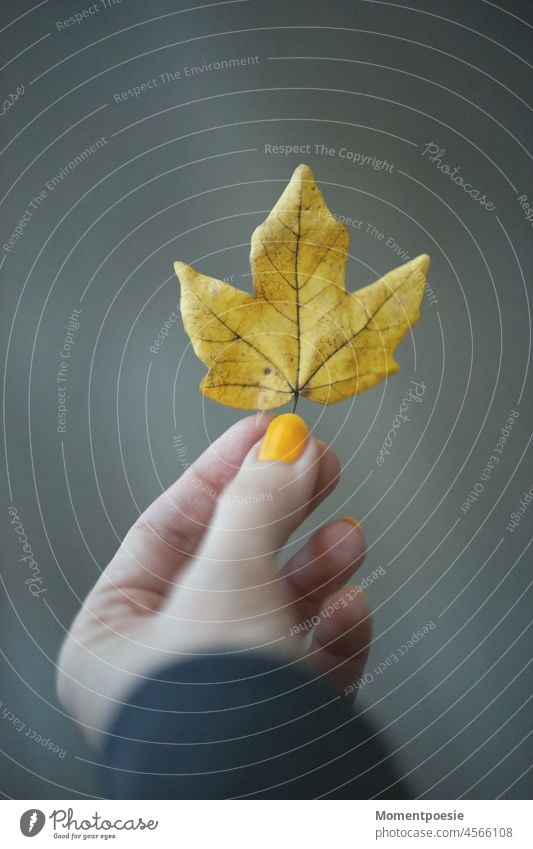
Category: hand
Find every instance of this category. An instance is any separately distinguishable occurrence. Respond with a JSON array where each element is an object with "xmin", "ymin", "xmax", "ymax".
[{"xmin": 57, "ymin": 414, "xmax": 371, "ymax": 746}]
